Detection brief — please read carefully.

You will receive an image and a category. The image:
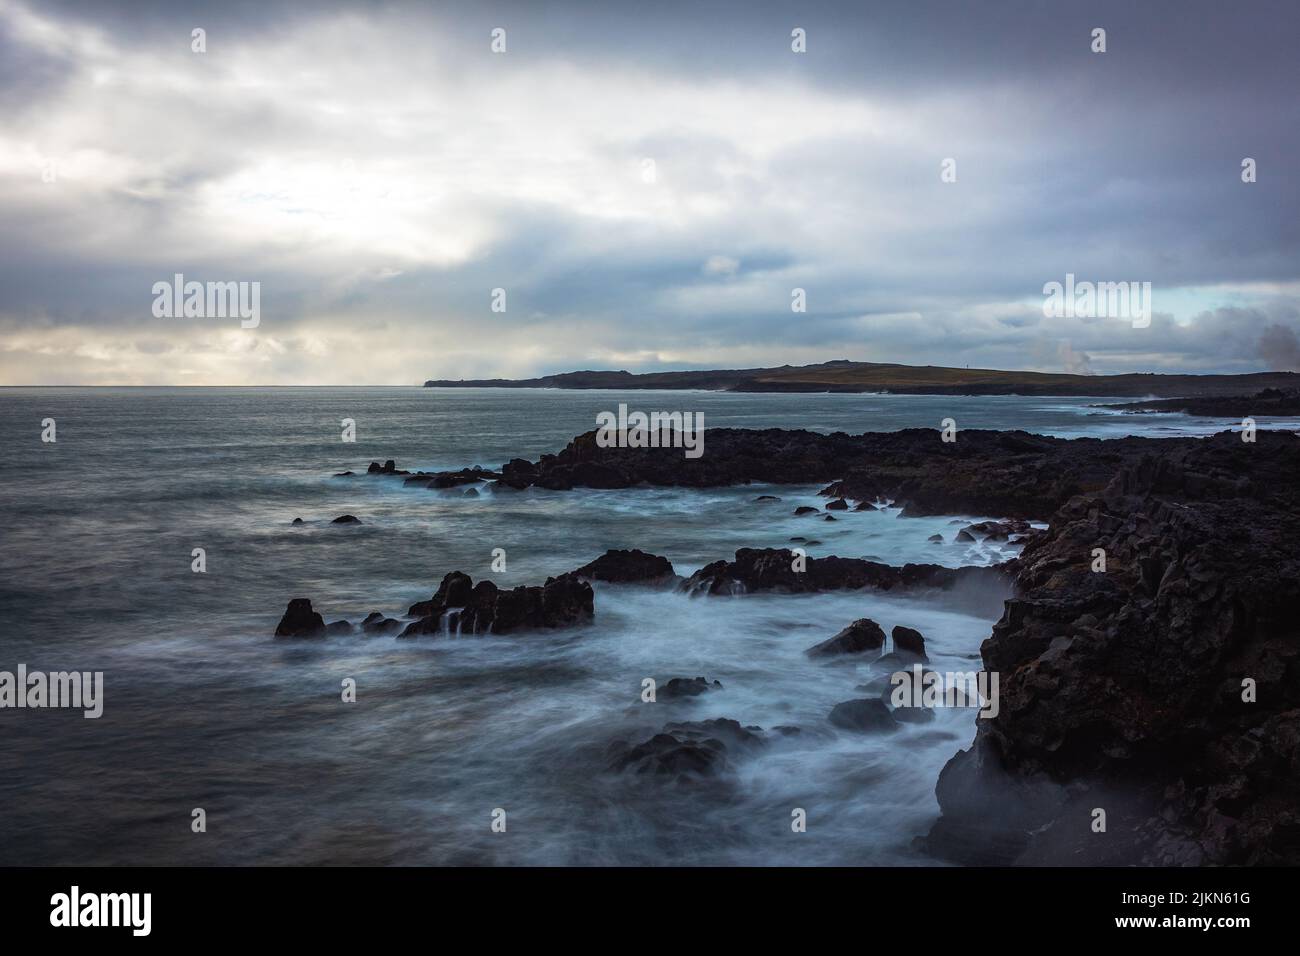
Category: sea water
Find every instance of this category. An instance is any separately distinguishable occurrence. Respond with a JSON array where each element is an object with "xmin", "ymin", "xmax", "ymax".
[{"xmin": 0, "ymin": 387, "xmax": 1285, "ymax": 864}]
